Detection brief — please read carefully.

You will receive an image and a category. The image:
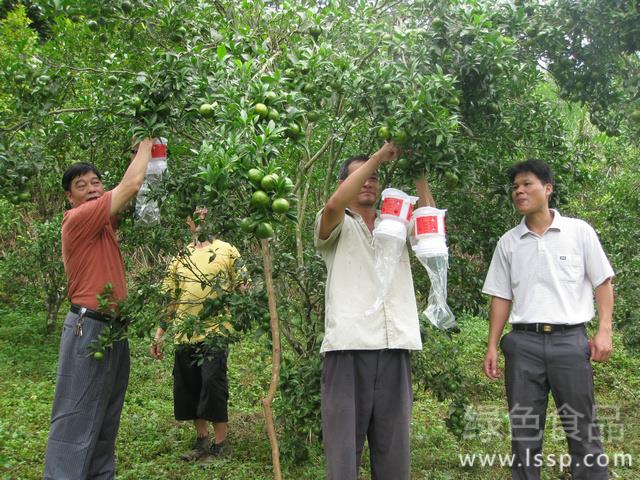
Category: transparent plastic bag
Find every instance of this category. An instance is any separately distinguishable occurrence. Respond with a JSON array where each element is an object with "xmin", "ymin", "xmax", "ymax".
[
  {"xmin": 366, "ymin": 220, "xmax": 407, "ymax": 316},
  {"xmin": 135, "ymin": 159, "xmax": 166, "ymax": 226},
  {"xmin": 415, "ymin": 252, "xmax": 456, "ymax": 330}
]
